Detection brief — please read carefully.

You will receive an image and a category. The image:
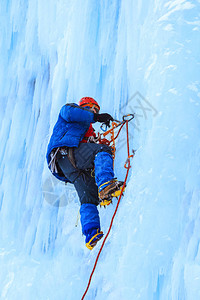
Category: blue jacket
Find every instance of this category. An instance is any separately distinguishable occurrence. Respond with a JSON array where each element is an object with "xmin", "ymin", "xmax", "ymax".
[{"xmin": 46, "ymin": 103, "xmax": 95, "ymax": 181}]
